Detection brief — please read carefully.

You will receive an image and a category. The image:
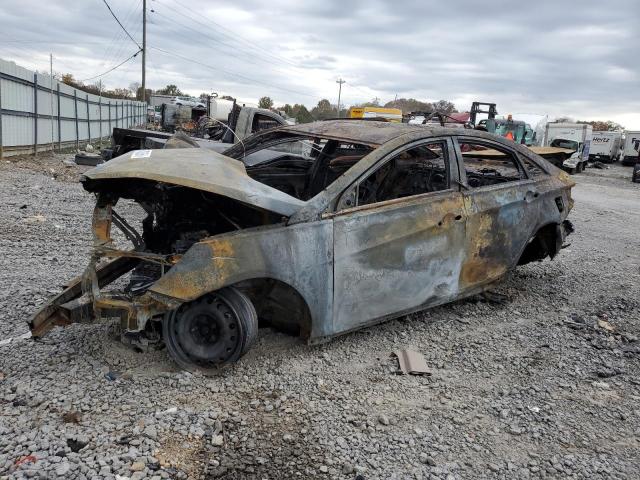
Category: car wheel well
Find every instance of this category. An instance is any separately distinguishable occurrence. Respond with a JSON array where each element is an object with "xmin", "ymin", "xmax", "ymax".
[
  {"xmin": 231, "ymin": 278, "xmax": 313, "ymax": 339},
  {"xmin": 517, "ymin": 223, "xmax": 561, "ymax": 266}
]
